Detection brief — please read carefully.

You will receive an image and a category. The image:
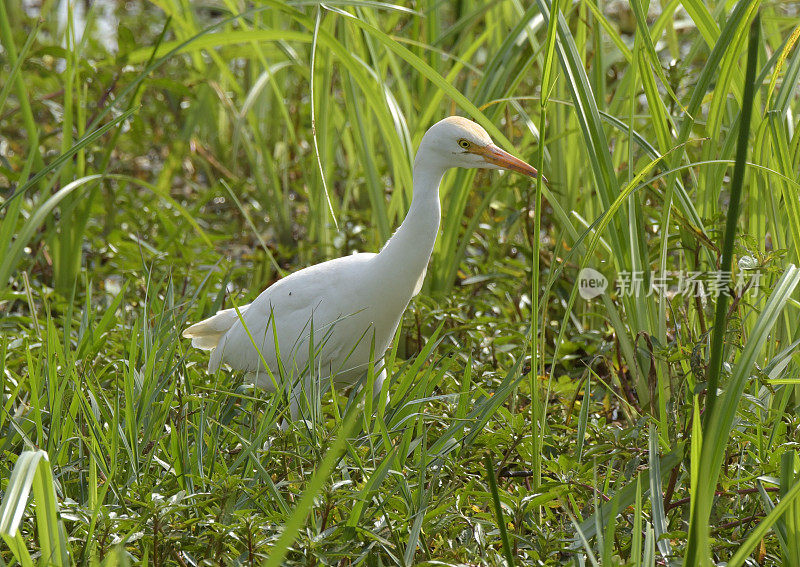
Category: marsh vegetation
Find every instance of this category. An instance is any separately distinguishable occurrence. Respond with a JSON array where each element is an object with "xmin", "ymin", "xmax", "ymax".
[{"xmin": 1, "ymin": 1, "xmax": 800, "ymax": 565}]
